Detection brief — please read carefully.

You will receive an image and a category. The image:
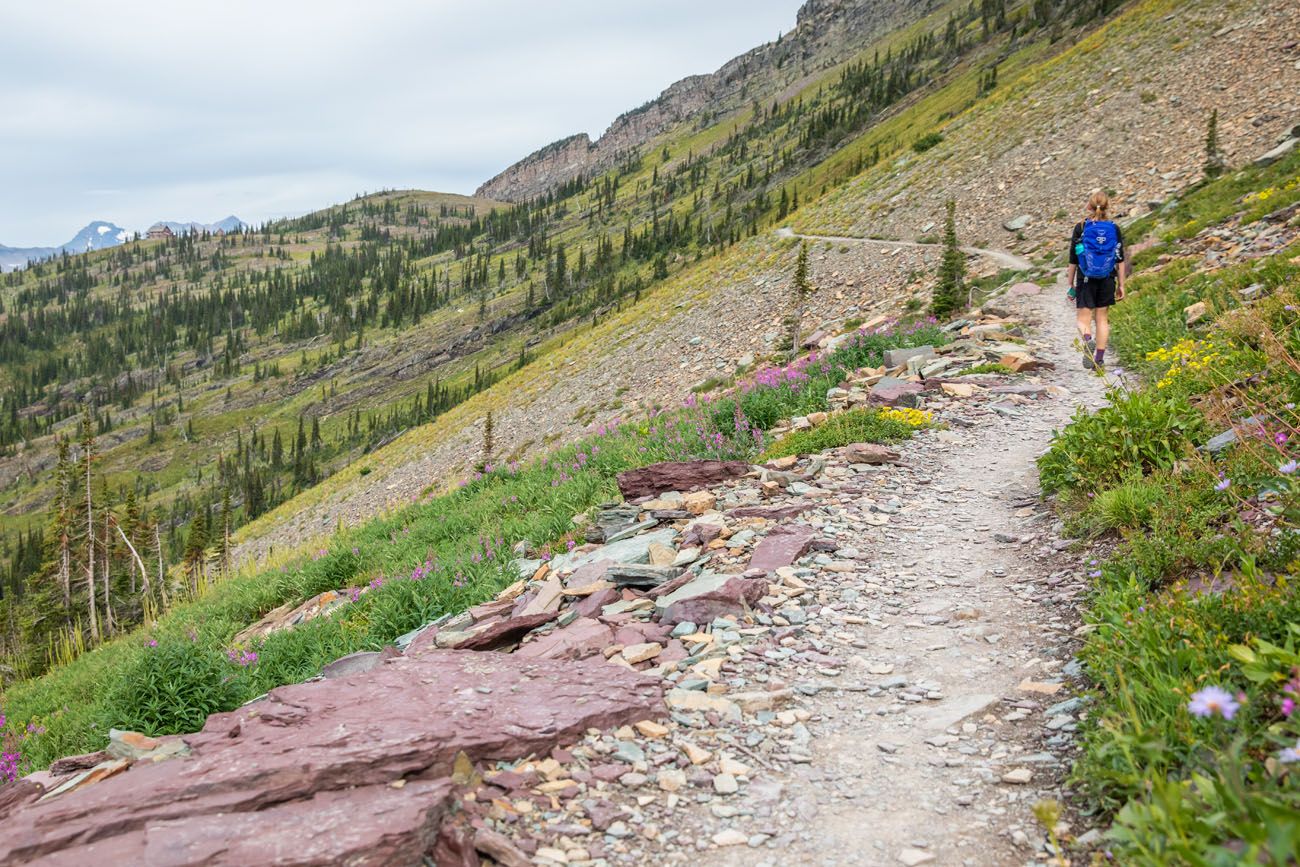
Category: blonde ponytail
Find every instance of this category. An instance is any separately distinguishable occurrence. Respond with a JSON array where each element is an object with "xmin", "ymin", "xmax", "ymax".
[{"xmin": 1086, "ymin": 190, "xmax": 1110, "ymax": 222}]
